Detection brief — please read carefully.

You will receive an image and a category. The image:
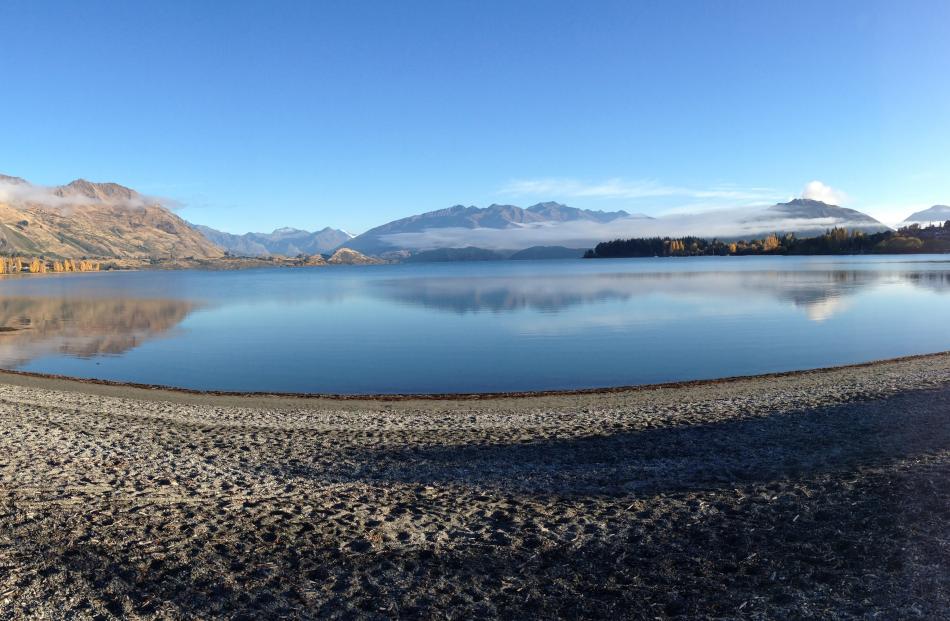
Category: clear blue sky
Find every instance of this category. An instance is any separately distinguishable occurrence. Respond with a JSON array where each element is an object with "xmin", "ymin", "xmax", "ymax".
[{"xmin": 2, "ymin": 0, "xmax": 948, "ymax": 233}]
